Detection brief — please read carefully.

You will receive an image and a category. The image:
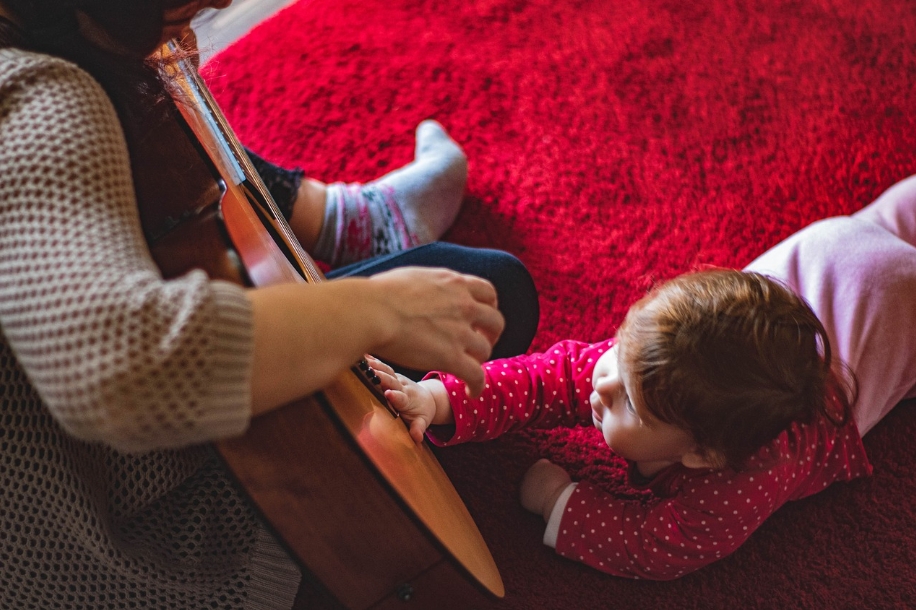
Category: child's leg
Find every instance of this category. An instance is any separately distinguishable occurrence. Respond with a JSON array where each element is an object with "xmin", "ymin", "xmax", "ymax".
[
  {"xmin": 311, "ymin": 121, "xmax": 467, "ymax": 268},
  {"xmin": 852, "ymin": 174, "xmax": 916, "ymax": 246},
  {"xmin": 744, "ymin": 215, "xmax": 916, "ymax": 435}
]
